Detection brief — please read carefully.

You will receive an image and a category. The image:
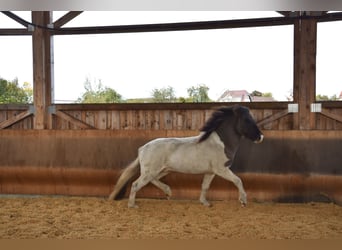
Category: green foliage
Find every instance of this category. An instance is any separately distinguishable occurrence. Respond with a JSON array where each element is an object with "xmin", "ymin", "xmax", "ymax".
[
  {"xmin": 262, "ymin": 92, "xmax": 273, "ymax": 97},
  {"xmin": 77, "ymin": 78, "xmax": 124, "ymax": 103},
  {"xmin": 149, "ymin": 84, "xmax": 212, "ymax": 103},
  {"xmin": 316, "ymin": 94, "xmax": 338, "ymax": 101},
  {"xmin": 0, "ymin": 77, "xmax": 33, "ymax": 104},
  {"xmin": 151, "ymin": 86, "xmax": 177, "ymax": 103},
  {"xmin": 126, "ymin": 98, "xmax": 154, "ymax": 103},
  {"xmin": 187, "ymin": 84, "xmax": 211, "ymax": 102}
]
